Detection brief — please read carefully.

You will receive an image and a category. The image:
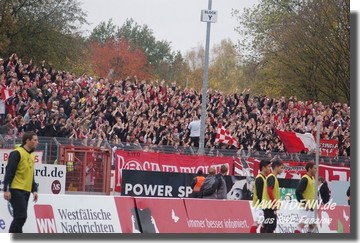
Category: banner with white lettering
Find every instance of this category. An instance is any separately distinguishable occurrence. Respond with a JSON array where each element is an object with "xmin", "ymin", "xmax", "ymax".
[
  {"xmin": 0, "ymin": 164, "xmax": 66, "ymax": 194},
  {"xmin": 184, "ymin": 199, "xmax": 253, "ymax": 233},
  {"xmin": 121, "ymin": 170, "xmax": 193, "ymax": 198},
  {"xmin": 320, "ymin": 139, "xmax": 339, "ymax": 157},
  {"xmin": 132, "ymin": 197, "xmax": 254, "ymax": 233},
  {"xmin": 114, "ymin": 150, "xmax": 233, "ymax": 192}
]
